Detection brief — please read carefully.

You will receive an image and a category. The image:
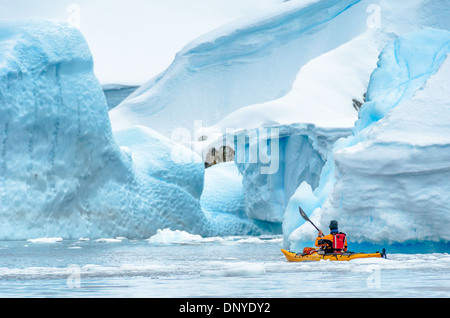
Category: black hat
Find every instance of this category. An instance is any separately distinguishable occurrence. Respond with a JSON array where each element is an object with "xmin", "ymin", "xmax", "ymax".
[{"xmin": 329, "ymin": 220, "xmax": 338, "ymax": 230}]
